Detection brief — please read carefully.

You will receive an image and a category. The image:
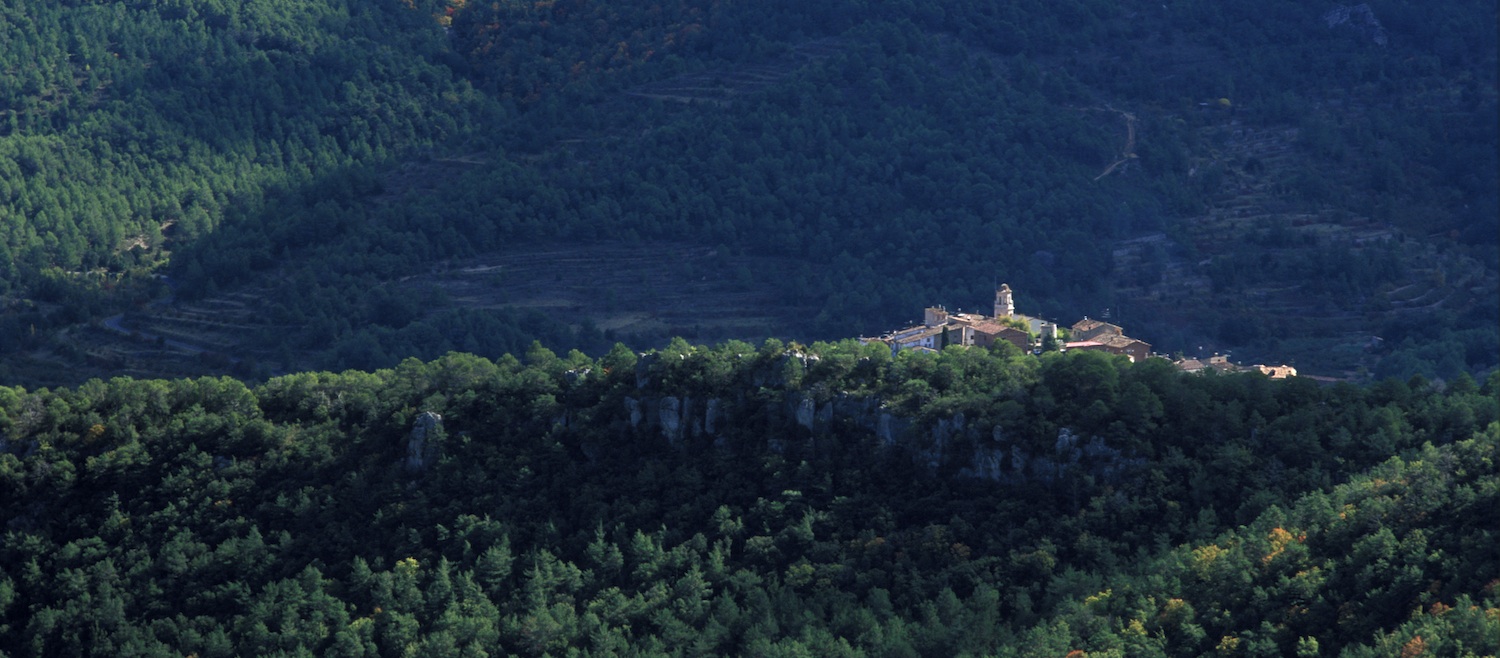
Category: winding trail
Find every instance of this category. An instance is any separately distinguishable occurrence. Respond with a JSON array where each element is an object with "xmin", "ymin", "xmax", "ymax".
[{"xmin": 1094, "ymin": 107, "xmax": 1138, "ymax": 180}]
